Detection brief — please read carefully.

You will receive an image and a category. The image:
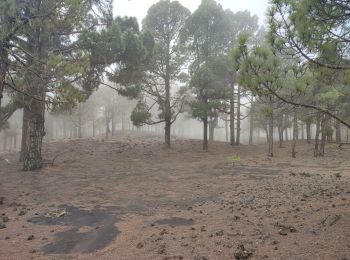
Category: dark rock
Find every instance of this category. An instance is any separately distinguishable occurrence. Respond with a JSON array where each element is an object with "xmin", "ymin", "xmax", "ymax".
[
  {"xmin": 2, "ymin": 216, "xmax": 9, "ymax": 223},
  {"xmin": 234, "ymin": 244, "xmax": 253, "ymax": 259},
  {"xmin": 18, "ymin": 209, "xmax": 26, "ymax": 216},
  {"xmin": 5, "ymin": 236, "xmax": 10, "ymax": 240},
  {"xmin": 27, "ymin": 235, "xmax": 35, "ymax": 241},
  {"xmin": 216, "ymin": 230, "xmax": 224, "ymax": 236},
  {"xmin": 136, "ymin": 242, "xmax": 144, "ymax": 249},
  {"xmin": 0, "ymin": 223, "xmax": 6, "ymax": 229}
]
